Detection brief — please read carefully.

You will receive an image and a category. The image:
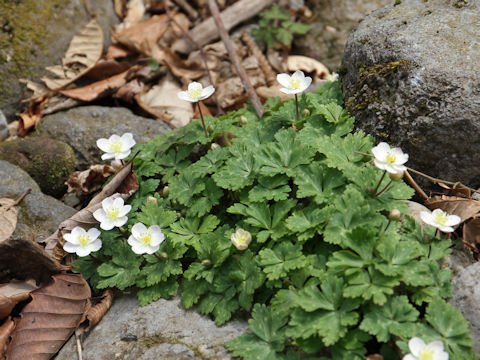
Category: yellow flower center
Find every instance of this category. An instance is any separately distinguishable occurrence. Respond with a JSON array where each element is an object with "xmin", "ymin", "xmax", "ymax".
[
  {"xmin": 433, "ymin": 211, "xmax": 448, "ymax": 226},
  {"xmin": 79, "ymin": 234, "xmax": 90, "ymax": 247},
  {"xmin": 140, "ymin": 232, "xmax": 152, "ymax": 245},
  {"xmin": 109, "ymin": 140, "xmax": 123, "ymax": 153},
  {"xmin": 386, "ymin": 152, "xmax": 397, "ymax": 164},
  {"xmin": 418, "ymin": 348, "xmax": 434, "ymax": 360},
  {"xmin": 289, "ymin": 78, "xmax": 301, "ymax": 90},
  {"xmin": 106, "ymin": 207, "xmax": 120, "ymax": 219},
  {"xmin": 187, "ymin": 88, "xmax": 203, "ymax": 99},
  {"xmin": 237, "ymin": 236, "xmax": 247, "ymax": 245}
]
